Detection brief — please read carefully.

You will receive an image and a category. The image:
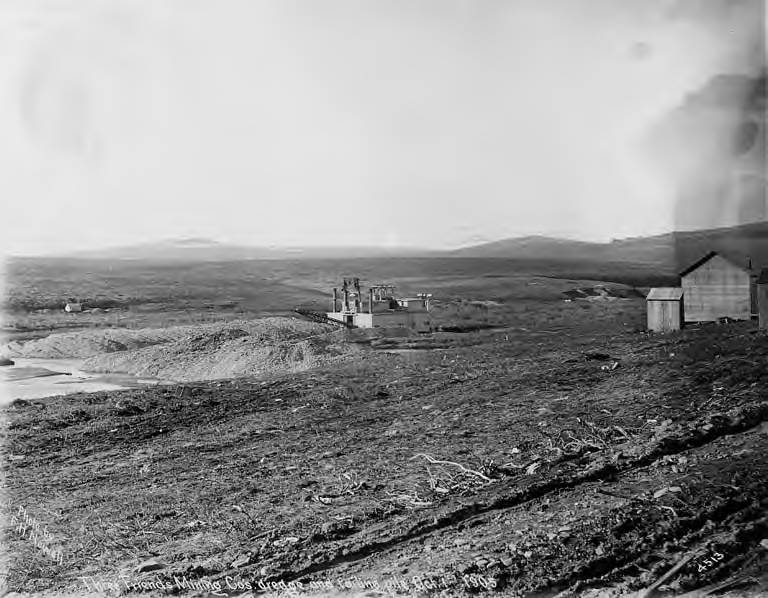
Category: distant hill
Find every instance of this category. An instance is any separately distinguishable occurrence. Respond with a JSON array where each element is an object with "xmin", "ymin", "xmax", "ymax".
[
  {"xmin": 447, "ymin": 235, "xmax": 608, "ymax": 261},
  {"xmin": 451, "ymin": 221, "xmax": 768, "ymax": 275},
  {"xmin": 27, "ymin": 223, "xmax": 768, "ymax": 282},
  {"xmin": 62, "ymin": 238, "xmax": 440, "ymax": 261}
]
